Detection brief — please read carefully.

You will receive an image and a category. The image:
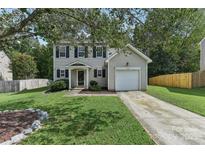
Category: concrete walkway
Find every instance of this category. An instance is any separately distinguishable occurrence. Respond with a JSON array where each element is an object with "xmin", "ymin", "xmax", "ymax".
[{"xmin": 118, "ymin": 91, "xmax": 205, "ymax": 145}]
